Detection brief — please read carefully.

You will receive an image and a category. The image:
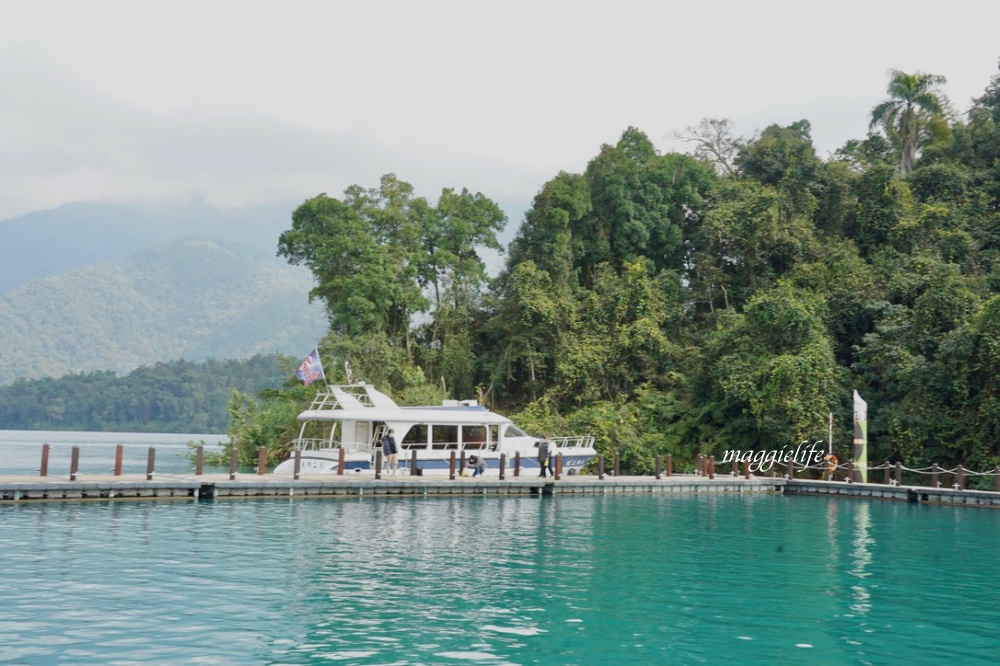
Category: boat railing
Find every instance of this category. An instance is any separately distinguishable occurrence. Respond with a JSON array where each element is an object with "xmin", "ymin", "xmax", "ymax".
[
  {"xmin": 550, "ymin": 435, "xmax": 596, "ymax": 450},
  {"xmin": 293, "ymin": 438, "xmax": 341, "ymax": 451}
]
